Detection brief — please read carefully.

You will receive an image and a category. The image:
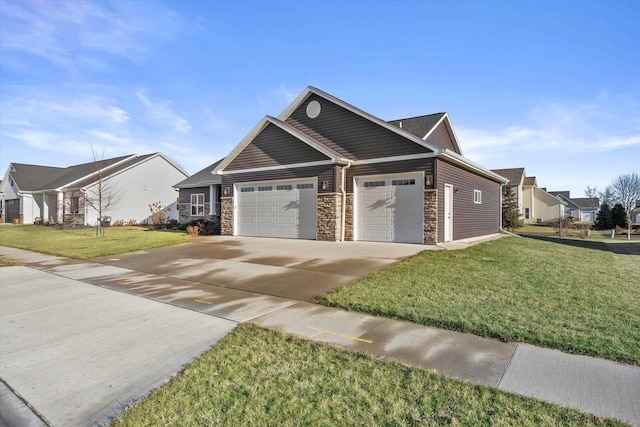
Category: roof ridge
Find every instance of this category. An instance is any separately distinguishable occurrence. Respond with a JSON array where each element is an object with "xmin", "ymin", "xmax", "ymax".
[{"xmin": 387, "ymin": 112, "xmax": 446, "ymax": 122}]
